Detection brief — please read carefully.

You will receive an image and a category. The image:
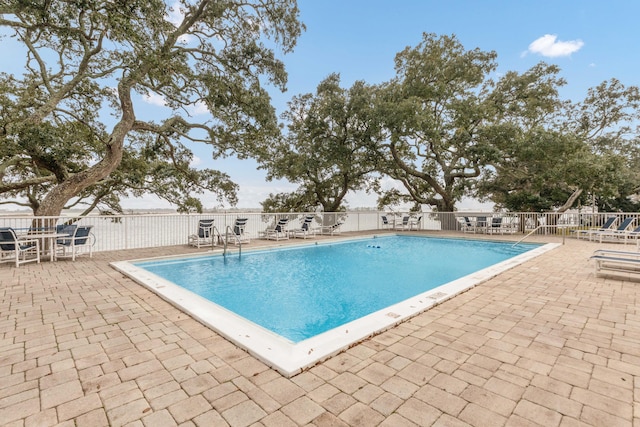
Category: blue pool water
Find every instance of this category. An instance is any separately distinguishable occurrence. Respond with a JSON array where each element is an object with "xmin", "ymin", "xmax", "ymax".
[{"xmin": 136, "ymin": 236, "xmax": 538, "ymax": 343}]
